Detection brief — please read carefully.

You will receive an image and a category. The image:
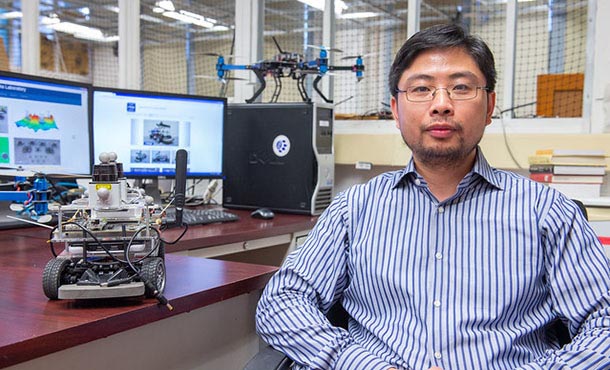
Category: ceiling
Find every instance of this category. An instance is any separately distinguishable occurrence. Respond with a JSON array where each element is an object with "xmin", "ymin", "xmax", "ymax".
[{"xmin": 0, "ymin": 1, "xmax": 585, "ymax": 45}]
